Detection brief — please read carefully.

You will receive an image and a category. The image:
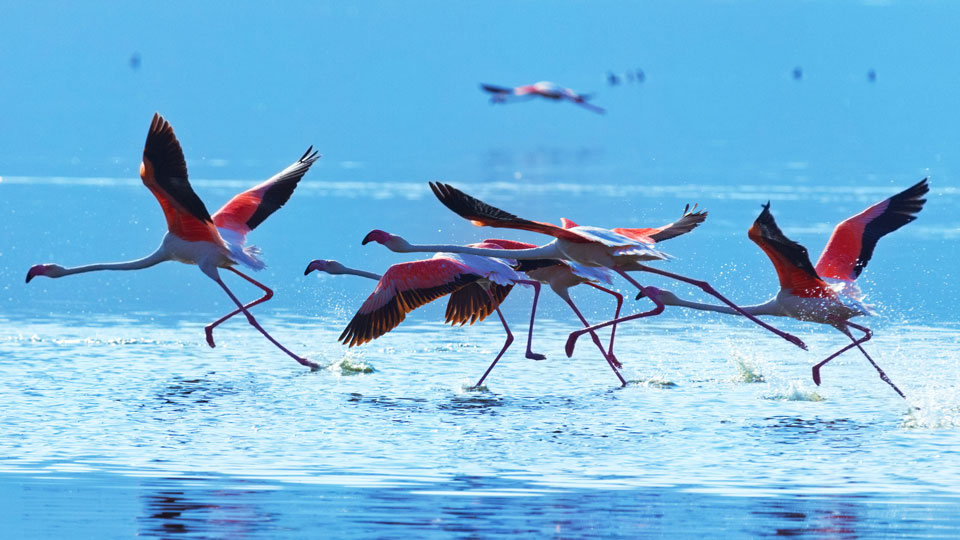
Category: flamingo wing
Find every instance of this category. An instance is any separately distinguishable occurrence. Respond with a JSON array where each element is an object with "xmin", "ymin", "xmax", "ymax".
[
  {"xmin": 140, "ymin": 113, "xmax": 220, "ymax": 243},
  {"xmin": 339, "ymin": 259, "xmax": 480, "ymax": 347},
  {"xmin": 212, "ymin": 147, "xmax": 320, "ymax": 236},
  {"xmin": 445, "ymin": 283, "xmax": 513, "ymax": 326},
  {"xmin": 815, "ymin": 178, "xmax": 929, "ymax": 281},
  {"xmin": 480, "ymin": 83, "xmax": 513, "ymax": 95},
  {"xmin": 748, "ymin": 203, "xmax": 832, "ymax": 297},
  {"xmin": 429, "ymin": 182, "xmax": 591, "ymax": 243},
  {"xmin": 614, "ymin": 204, "xmax": 708, "ymax": 243}
]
